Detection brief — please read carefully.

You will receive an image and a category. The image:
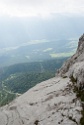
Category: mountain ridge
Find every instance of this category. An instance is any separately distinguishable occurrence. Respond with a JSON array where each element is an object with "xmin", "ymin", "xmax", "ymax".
[
  {"xmin": 0, "ymin": 34, "xmax": 84, "ymax": 125},
  {"xmin": 56, "ymin": 34, "xmax": 84, "ymax": 89}
]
